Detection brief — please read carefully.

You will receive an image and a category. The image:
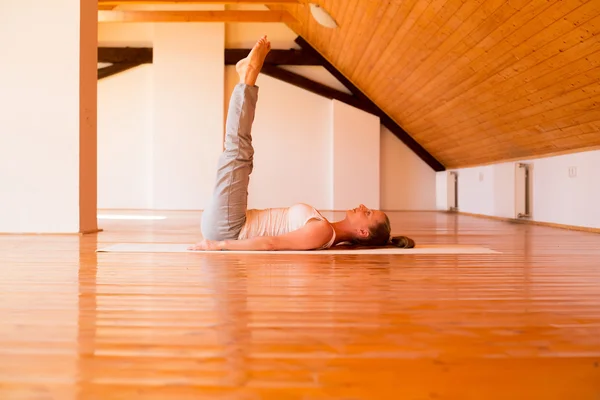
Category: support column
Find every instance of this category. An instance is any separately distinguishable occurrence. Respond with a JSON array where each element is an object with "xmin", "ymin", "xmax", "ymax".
[
  {"xmin": 151, "ymin": 22, "xmax": 225, "ymax": 210},
  {"xmin": 0, "ymin": 1, "xmax": 98, "ymax": 233},
  {"xmin": 331, "ymin": 100, "xmax": 381, "ymax": 210}
]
